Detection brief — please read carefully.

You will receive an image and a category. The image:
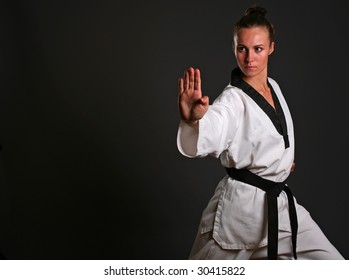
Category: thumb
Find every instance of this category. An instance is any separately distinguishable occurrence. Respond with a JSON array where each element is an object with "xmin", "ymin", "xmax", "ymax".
[{"xmin": 199, "ymin": 96, "xmax": 209, "ymax": 106}]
